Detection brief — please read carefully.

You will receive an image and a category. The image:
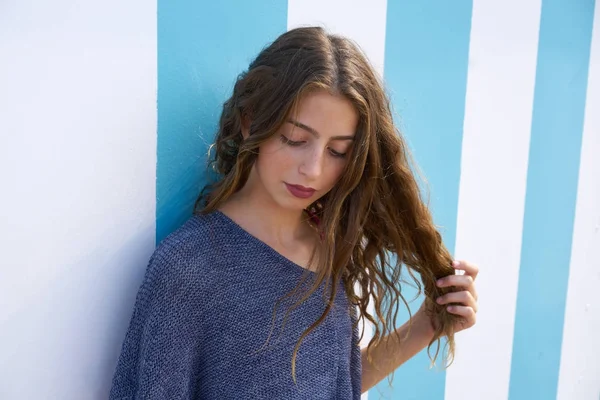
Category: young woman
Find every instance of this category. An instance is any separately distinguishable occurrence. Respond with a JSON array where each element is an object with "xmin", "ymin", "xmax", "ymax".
[{"xmin": 109, "ymin": 26, "xmax": 479, "ymax": 399}]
